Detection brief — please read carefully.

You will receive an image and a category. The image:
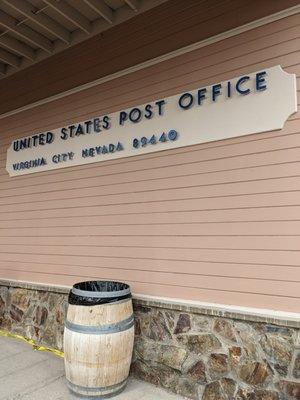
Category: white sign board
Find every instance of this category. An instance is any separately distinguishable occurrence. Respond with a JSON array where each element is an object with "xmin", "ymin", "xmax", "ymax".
[{"xmin": 6, "ymin": 65, "xmax": 297, "ymax": 176}]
